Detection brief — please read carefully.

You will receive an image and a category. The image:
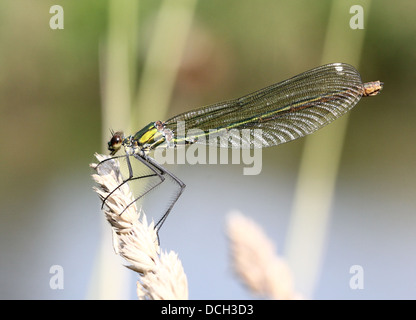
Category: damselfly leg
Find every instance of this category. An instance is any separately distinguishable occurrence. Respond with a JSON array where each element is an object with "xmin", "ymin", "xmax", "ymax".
[
  {"xmin": 98, "ymin": 154, "xmax": 160, "ymax": 211},
  {"xmin": 97, "ymin": 152, "xmax": 185, "ymax": 232}
]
